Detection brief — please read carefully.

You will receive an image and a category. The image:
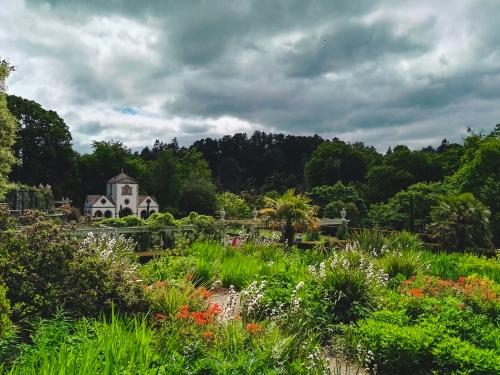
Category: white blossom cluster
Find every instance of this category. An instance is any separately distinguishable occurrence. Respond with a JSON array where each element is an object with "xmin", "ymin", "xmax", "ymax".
[
  {"xmin": 308, "ymin": 262, "xmax": 326, "ymax": 281},
  {"xmin": 290, "ymin": 281, "xmax": 304, "ymax": 314},
  {"xmin": 242, "ymin": 280, "xmax": 266, "ymax": 316},
  {"xmin": 253, "ymin": 231, "xmax": 282, "ymax": 247},
  {"xmin": 221, "ymin": 285, "xmax": 238, "ymax": 321},
  {"xmin": 80, "ymin": 231, "xmax": 138, "ymax": 276},
  {"xmin": 302, "ymin": 346, "xmax": 330, "ymax": 374},
  {"xmin": 310, "ymin": 250, "xmax": 389, "ymax": 288},
  {"xmin": 357, "ymin": 344, "xmax": 377, "ymax": 373}
]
